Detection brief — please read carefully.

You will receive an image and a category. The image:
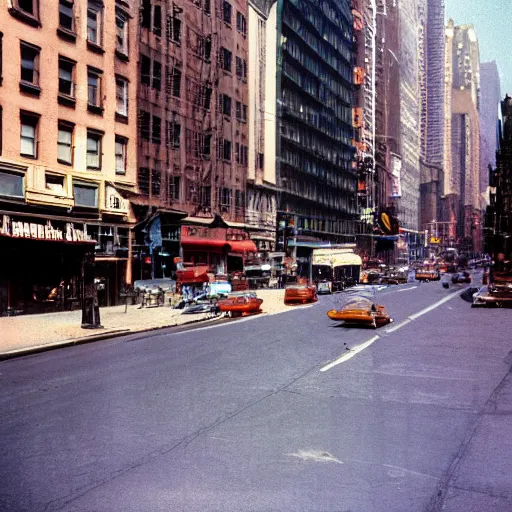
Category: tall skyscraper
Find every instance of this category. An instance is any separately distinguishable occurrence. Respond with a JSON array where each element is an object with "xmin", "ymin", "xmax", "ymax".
[
  {"xmin": 276, "ymin": 0, "xmax": 358, "ymax": 258},
  {"xmin": 479, "ymin": 61, "xmax": 501, "ymax": 199},
  {"xmin": 443, "ymin": 21, "xmax": 482, "ymax": 251}
]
